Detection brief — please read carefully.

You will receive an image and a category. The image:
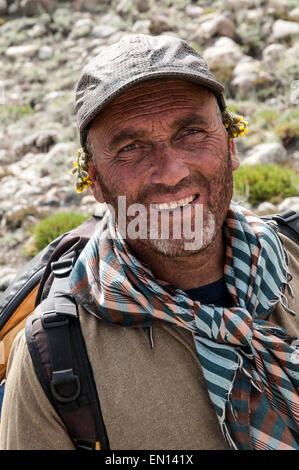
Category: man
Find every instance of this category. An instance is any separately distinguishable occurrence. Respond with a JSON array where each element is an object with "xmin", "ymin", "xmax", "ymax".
[{"xmin": 1, "ymin": 34, "xmax": 298, "ymax": 450}]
